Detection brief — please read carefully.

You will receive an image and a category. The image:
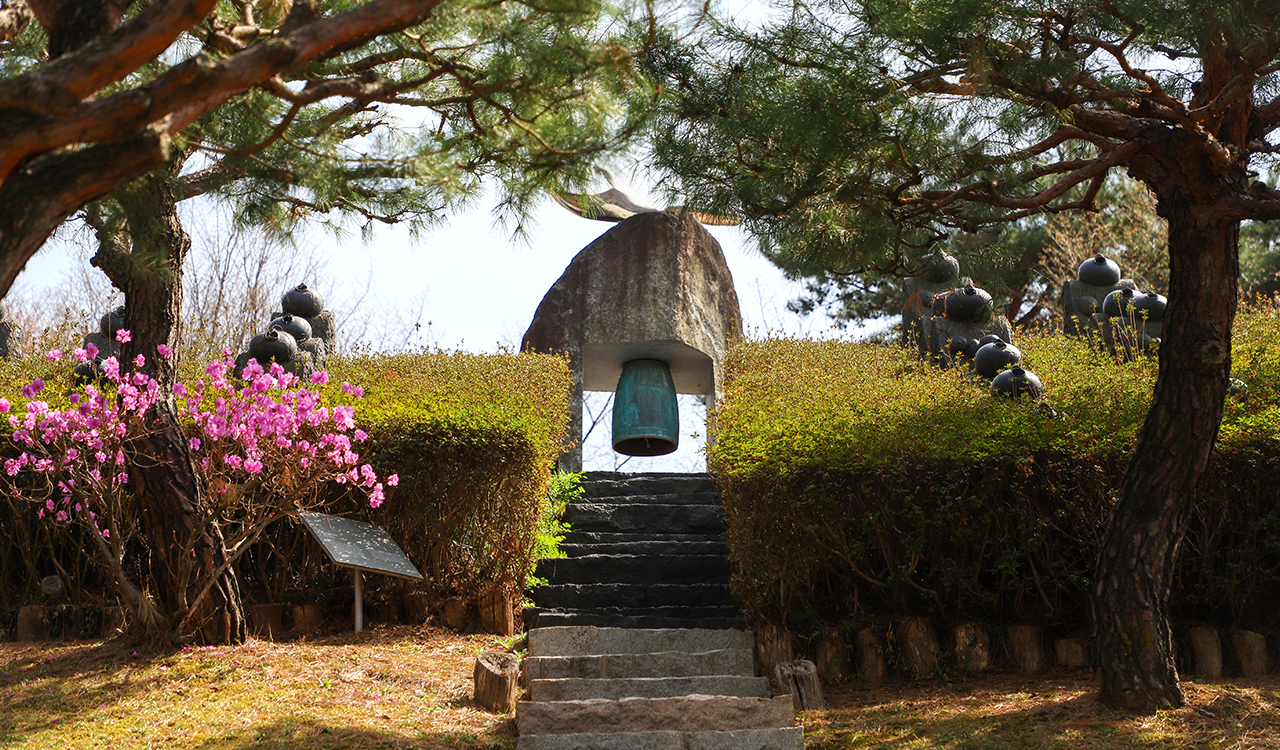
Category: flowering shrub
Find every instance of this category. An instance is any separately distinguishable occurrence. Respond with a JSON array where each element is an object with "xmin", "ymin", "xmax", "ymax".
[{"xmin": 0, "ymin": 335, "xmax": 393, "ymax": 630}]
